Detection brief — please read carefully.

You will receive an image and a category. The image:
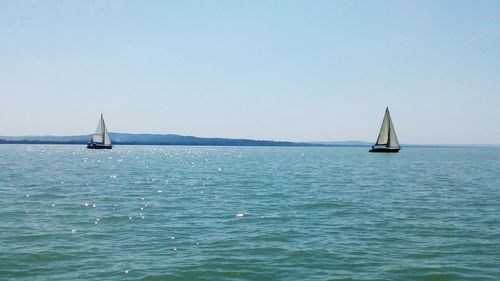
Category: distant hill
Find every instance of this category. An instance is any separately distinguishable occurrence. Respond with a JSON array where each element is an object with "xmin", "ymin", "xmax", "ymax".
[
  {"xmin": 1, "ymin": 134, "xmax": 498, "ymax": 148},
  {"xmin": 0, "ymin": 133, "xmax": 323, "ymax": 147},
  {"xmin": 1, "ymin": 135, "xmax": 91, "ymax": 143},
  {"xmin": 109, "ymin": 133, "xmax": 319, "ymax": 146}
]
